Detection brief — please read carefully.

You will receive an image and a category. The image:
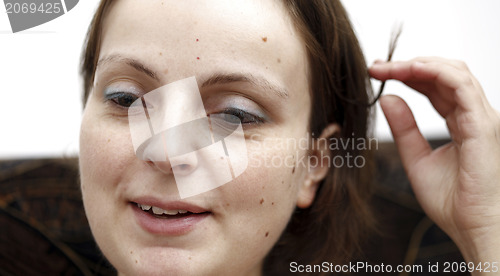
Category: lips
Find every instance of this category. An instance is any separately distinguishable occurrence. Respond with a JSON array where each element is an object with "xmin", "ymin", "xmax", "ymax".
[{"xmin": 130, "ymin": 198, "xmax": 211, "ymax": 235}]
